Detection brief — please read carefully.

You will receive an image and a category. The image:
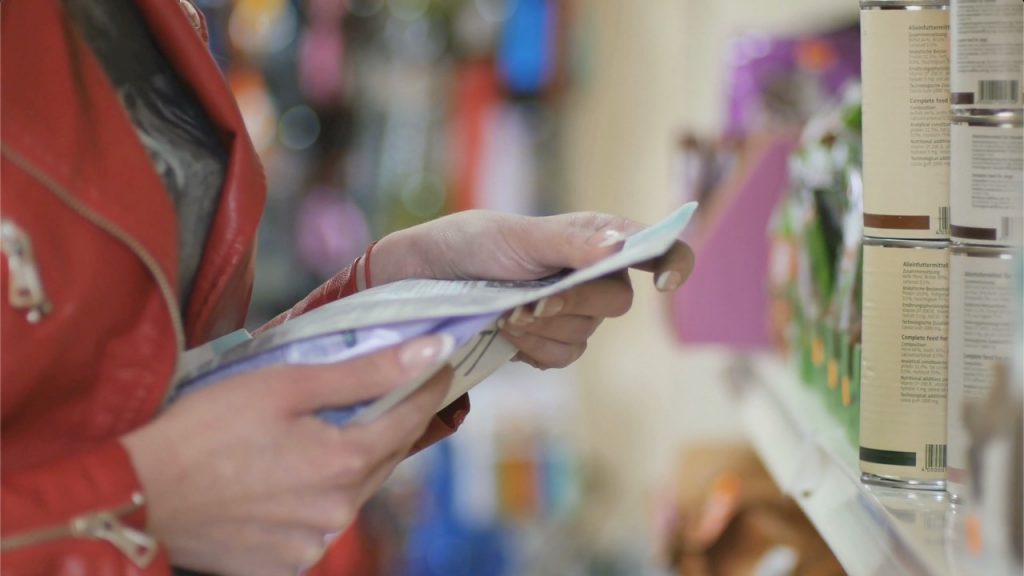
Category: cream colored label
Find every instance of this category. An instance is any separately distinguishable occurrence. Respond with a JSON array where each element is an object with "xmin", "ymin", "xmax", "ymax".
[
  {"xmin": 951, "ymin": 0, "xmax": 1023, "ymax": 107},
  {"xmin": 861, "ymin": 244, "xmax": 948, "ymax": 481},
  {"xmin": 946, "ymin": 250, "xmax": 1016, "ymax": 495},
  {"xmin": 862, "ymin": 9, "xmax": 951, "ymax": 239},
  {"xmin": 950, "ymin": 121, "xmax": 1024, "ymax": 245}
]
